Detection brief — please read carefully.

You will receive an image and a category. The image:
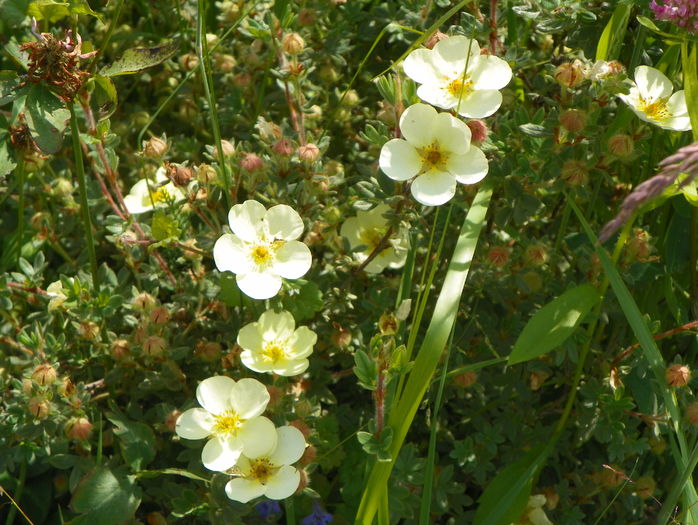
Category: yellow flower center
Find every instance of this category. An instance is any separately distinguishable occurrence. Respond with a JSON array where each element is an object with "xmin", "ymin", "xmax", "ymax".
[
  {"xmin": 447, "ymin": 77, "xmax": 473, "ymax": 99},
  {"xmin": 252, "ymin": 245, "xmax": 272, "ymax": 264},
  {"xmin": 212, "ymin": 410, "xmax": 242, "ymax": 436},
  {"xmin": 248, "ymin": 458, "xmax": 276, "ymax": 484},
  {"xmin": 262, "ymin": 341, "xmax": 287, "ymax": 363},
  {"xmin": 151, "ymin": 186, "xmax": 171, "ymax": 203},
  {"xmin": 418, "ymin": 143, "xmax": 449, "ymax": 173},
  {"xmin": 358, "ymin": 227, "xmax": 386, "ymax": 252},
  {"xmin": 639, "ymin": 97, "xmax": 671, "ymax": 121}
]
